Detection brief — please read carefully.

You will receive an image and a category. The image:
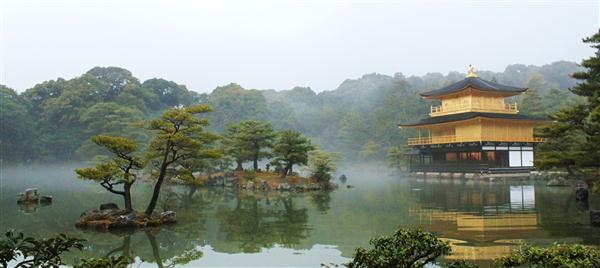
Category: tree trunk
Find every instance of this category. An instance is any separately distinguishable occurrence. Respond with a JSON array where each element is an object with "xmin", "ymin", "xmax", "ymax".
[
  {"xmin": 123, "ymin": 183, "xmax": 133, "ymax": 212},
  {"xmin": 236, "ymin": 160, "xmax": 243, "ymax": 171},
  {"xmin": 288, "ymin": 164, "xmax": 293, "ymax": 175},
  {"xmin": 281, "ymin": 167, "xmax": 289, "ymax": 178},
  {"xmin": 145, "ymin": 162, "xmax": 168, "ymax": 216}
]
